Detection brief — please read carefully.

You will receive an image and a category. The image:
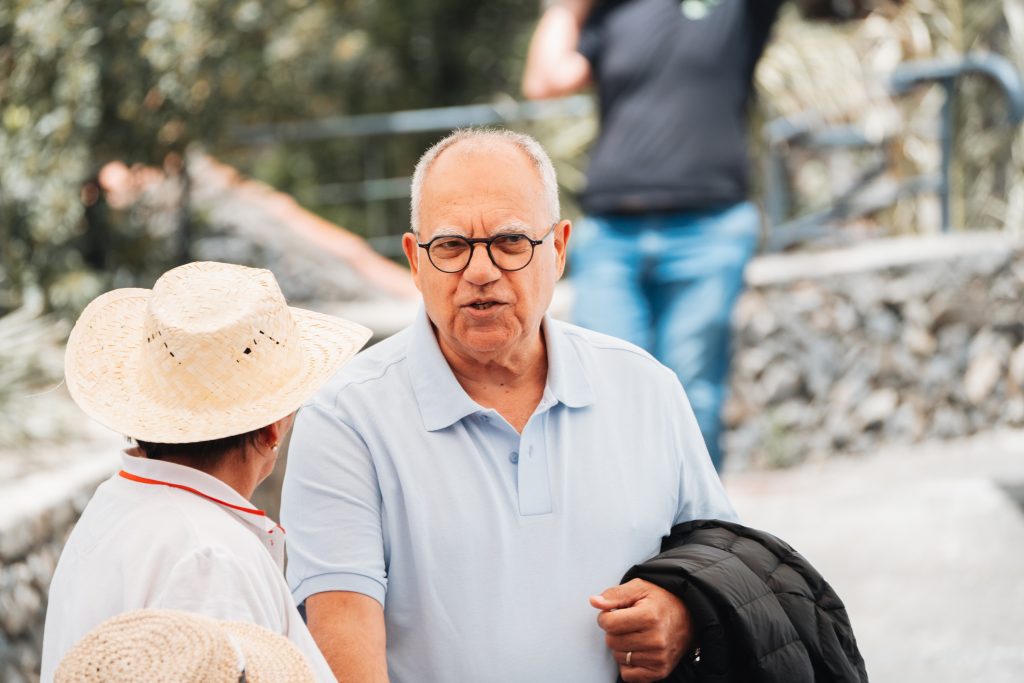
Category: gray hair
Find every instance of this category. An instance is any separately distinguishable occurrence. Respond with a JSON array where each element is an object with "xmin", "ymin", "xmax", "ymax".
[{"xmin": 409, "ymin": 128, "xmax": 561, "ymax": 234}]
